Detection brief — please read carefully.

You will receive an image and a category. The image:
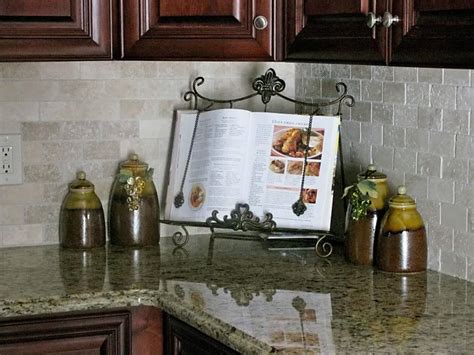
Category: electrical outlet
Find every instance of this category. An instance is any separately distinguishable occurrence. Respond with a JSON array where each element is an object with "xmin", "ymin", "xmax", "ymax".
[{"xmin": 0, "ymin": 134, "xmax": 22, "ymax": 185}]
